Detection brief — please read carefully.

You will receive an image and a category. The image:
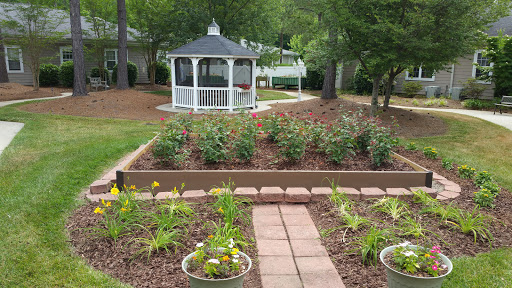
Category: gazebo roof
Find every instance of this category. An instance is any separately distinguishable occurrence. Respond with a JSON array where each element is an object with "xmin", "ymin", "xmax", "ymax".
[{"xmin": 168, "ymin": 20, "xmax": 259, "ymax": 59}]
